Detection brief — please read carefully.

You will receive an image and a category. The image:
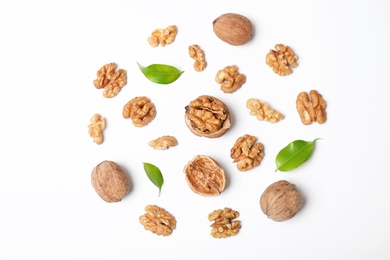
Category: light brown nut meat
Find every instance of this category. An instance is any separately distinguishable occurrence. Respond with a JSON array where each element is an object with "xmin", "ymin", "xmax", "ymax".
[
  {"xmin": 215, "ymin": 65, "xmax": 246, "ymax": 93},
  {"xmin": 189, "ymin": 44, "xmax": 207, "ymax": 72},
  {"xmin": 230, "ymin": 134, "xmax": 264, "ymax": 172},
  {"xmin": 208, "ymin": 207, "xmax": 241, "ymax": 238},
  {"xmin": 93, "ymin": 63, "xmax": 127, "ymax": 98},
  {"xmin": 147, "ymin": 25, "xmax": 177, "ymax": 47},
  {"xmin": 296, "ymin": 90, "xmax": 327, "ymax": 125},
  {"xmin": 88, "ymin": 114, "xmax": 106, "ymax": 144},
  {"xmin": 123, "ymin": 96, "xmax": 156, "ymax": 127},
  {"xmin": 246, "ymin": 98, "xmax": 285, "ymax": 123},
  {"xmin": 139, "ymin": 205, "xmax": 176, "ymax": 236},
  {"xmin": 260, "ymin": 180, "xmax": 303, "ymax": 222},
  {"xmin": 148, "ymin": 135, "xmax": 178, "ymax": 150},
  {"xmin": 266, "ymin": 44, "xmax": 298, "ymax": 76},
  {"xmin": 184, "ymin": 95, "xmax": 231, "ymax": 138},
  {"xmin": 183, "ymin": 155, "xmax": 226, "ymax": 196}
]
